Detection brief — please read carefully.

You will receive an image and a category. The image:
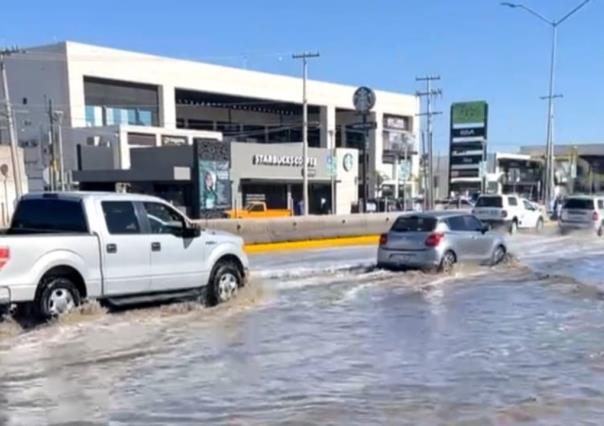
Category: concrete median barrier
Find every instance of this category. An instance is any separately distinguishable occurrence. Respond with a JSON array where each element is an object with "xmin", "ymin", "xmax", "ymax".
[{"xmin": 194, "ymin": 213, "xmax": 401, "ymax": 245}]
